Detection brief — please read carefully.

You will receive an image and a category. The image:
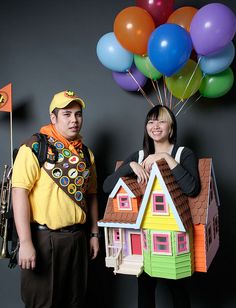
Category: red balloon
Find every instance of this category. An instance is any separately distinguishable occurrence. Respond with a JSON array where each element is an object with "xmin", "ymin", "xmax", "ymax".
[{"xmin": 136, "ymin": 0, "xmax": 175, "ymax": 27}]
